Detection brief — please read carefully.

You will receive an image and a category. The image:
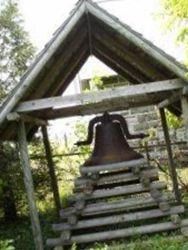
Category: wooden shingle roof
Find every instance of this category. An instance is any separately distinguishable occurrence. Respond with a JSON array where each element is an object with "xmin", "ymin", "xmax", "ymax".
[{"xmin": 0, "ymin": 0, "xmax": 187, "ymax": 140}]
